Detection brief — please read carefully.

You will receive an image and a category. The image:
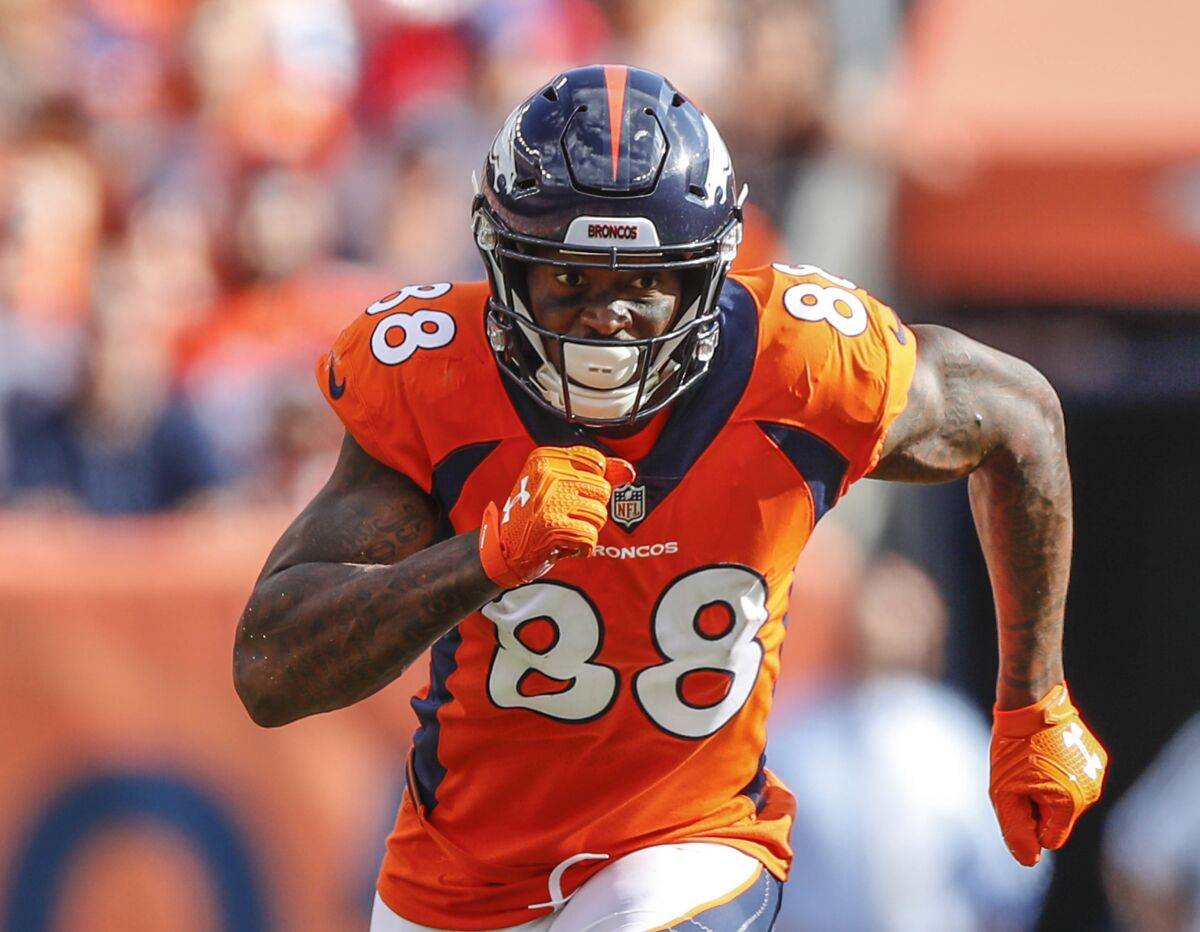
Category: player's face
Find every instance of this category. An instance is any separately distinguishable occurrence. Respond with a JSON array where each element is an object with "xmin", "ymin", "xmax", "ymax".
[{"xmin": 525, "ymin": 258, "xmax": 684, "ymax": 362}]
